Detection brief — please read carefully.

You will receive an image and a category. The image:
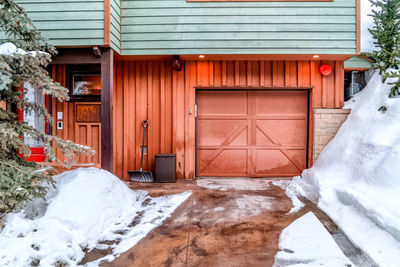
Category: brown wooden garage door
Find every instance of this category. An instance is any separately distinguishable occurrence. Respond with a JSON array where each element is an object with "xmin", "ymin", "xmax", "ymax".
[{"xmin": 196, "ymin": 90, "xmax": 308, "ymax": 177}]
